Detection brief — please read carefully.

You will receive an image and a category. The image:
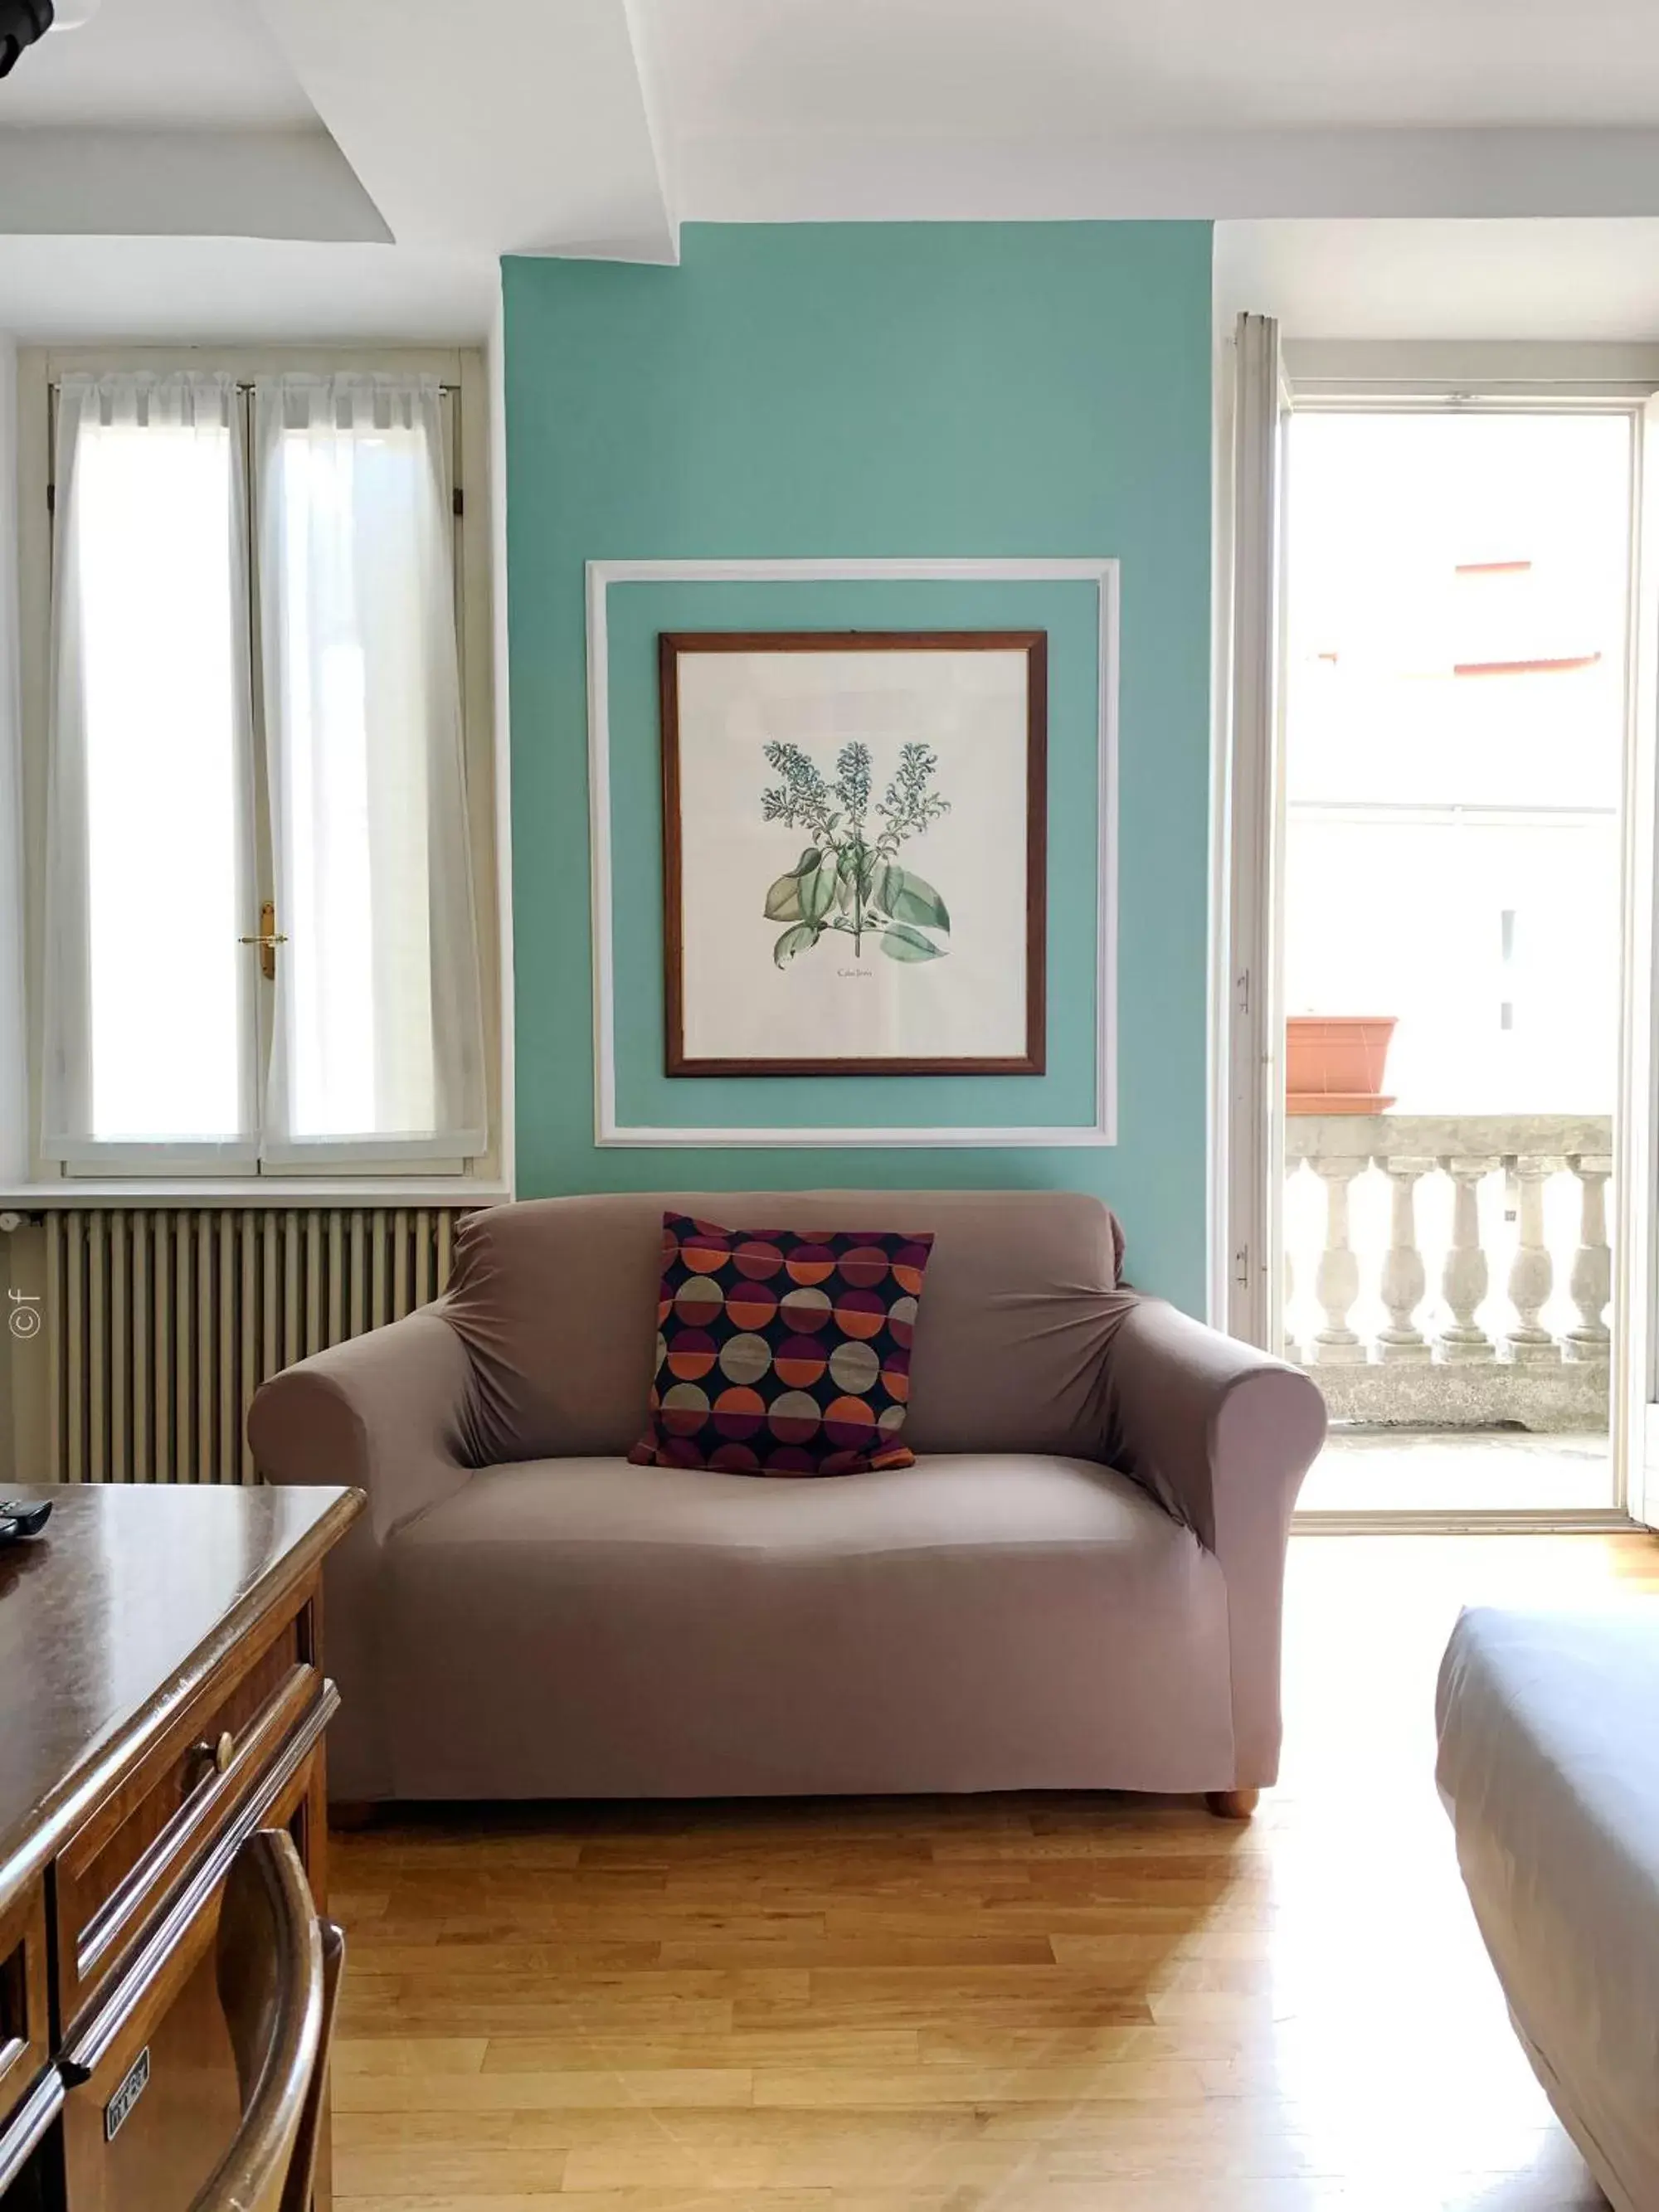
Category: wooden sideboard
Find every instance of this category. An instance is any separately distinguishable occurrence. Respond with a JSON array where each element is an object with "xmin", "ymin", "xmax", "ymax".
[{"xmin": 0, "ymin": 1482, "xmax": 362, "ymax": 2210}]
